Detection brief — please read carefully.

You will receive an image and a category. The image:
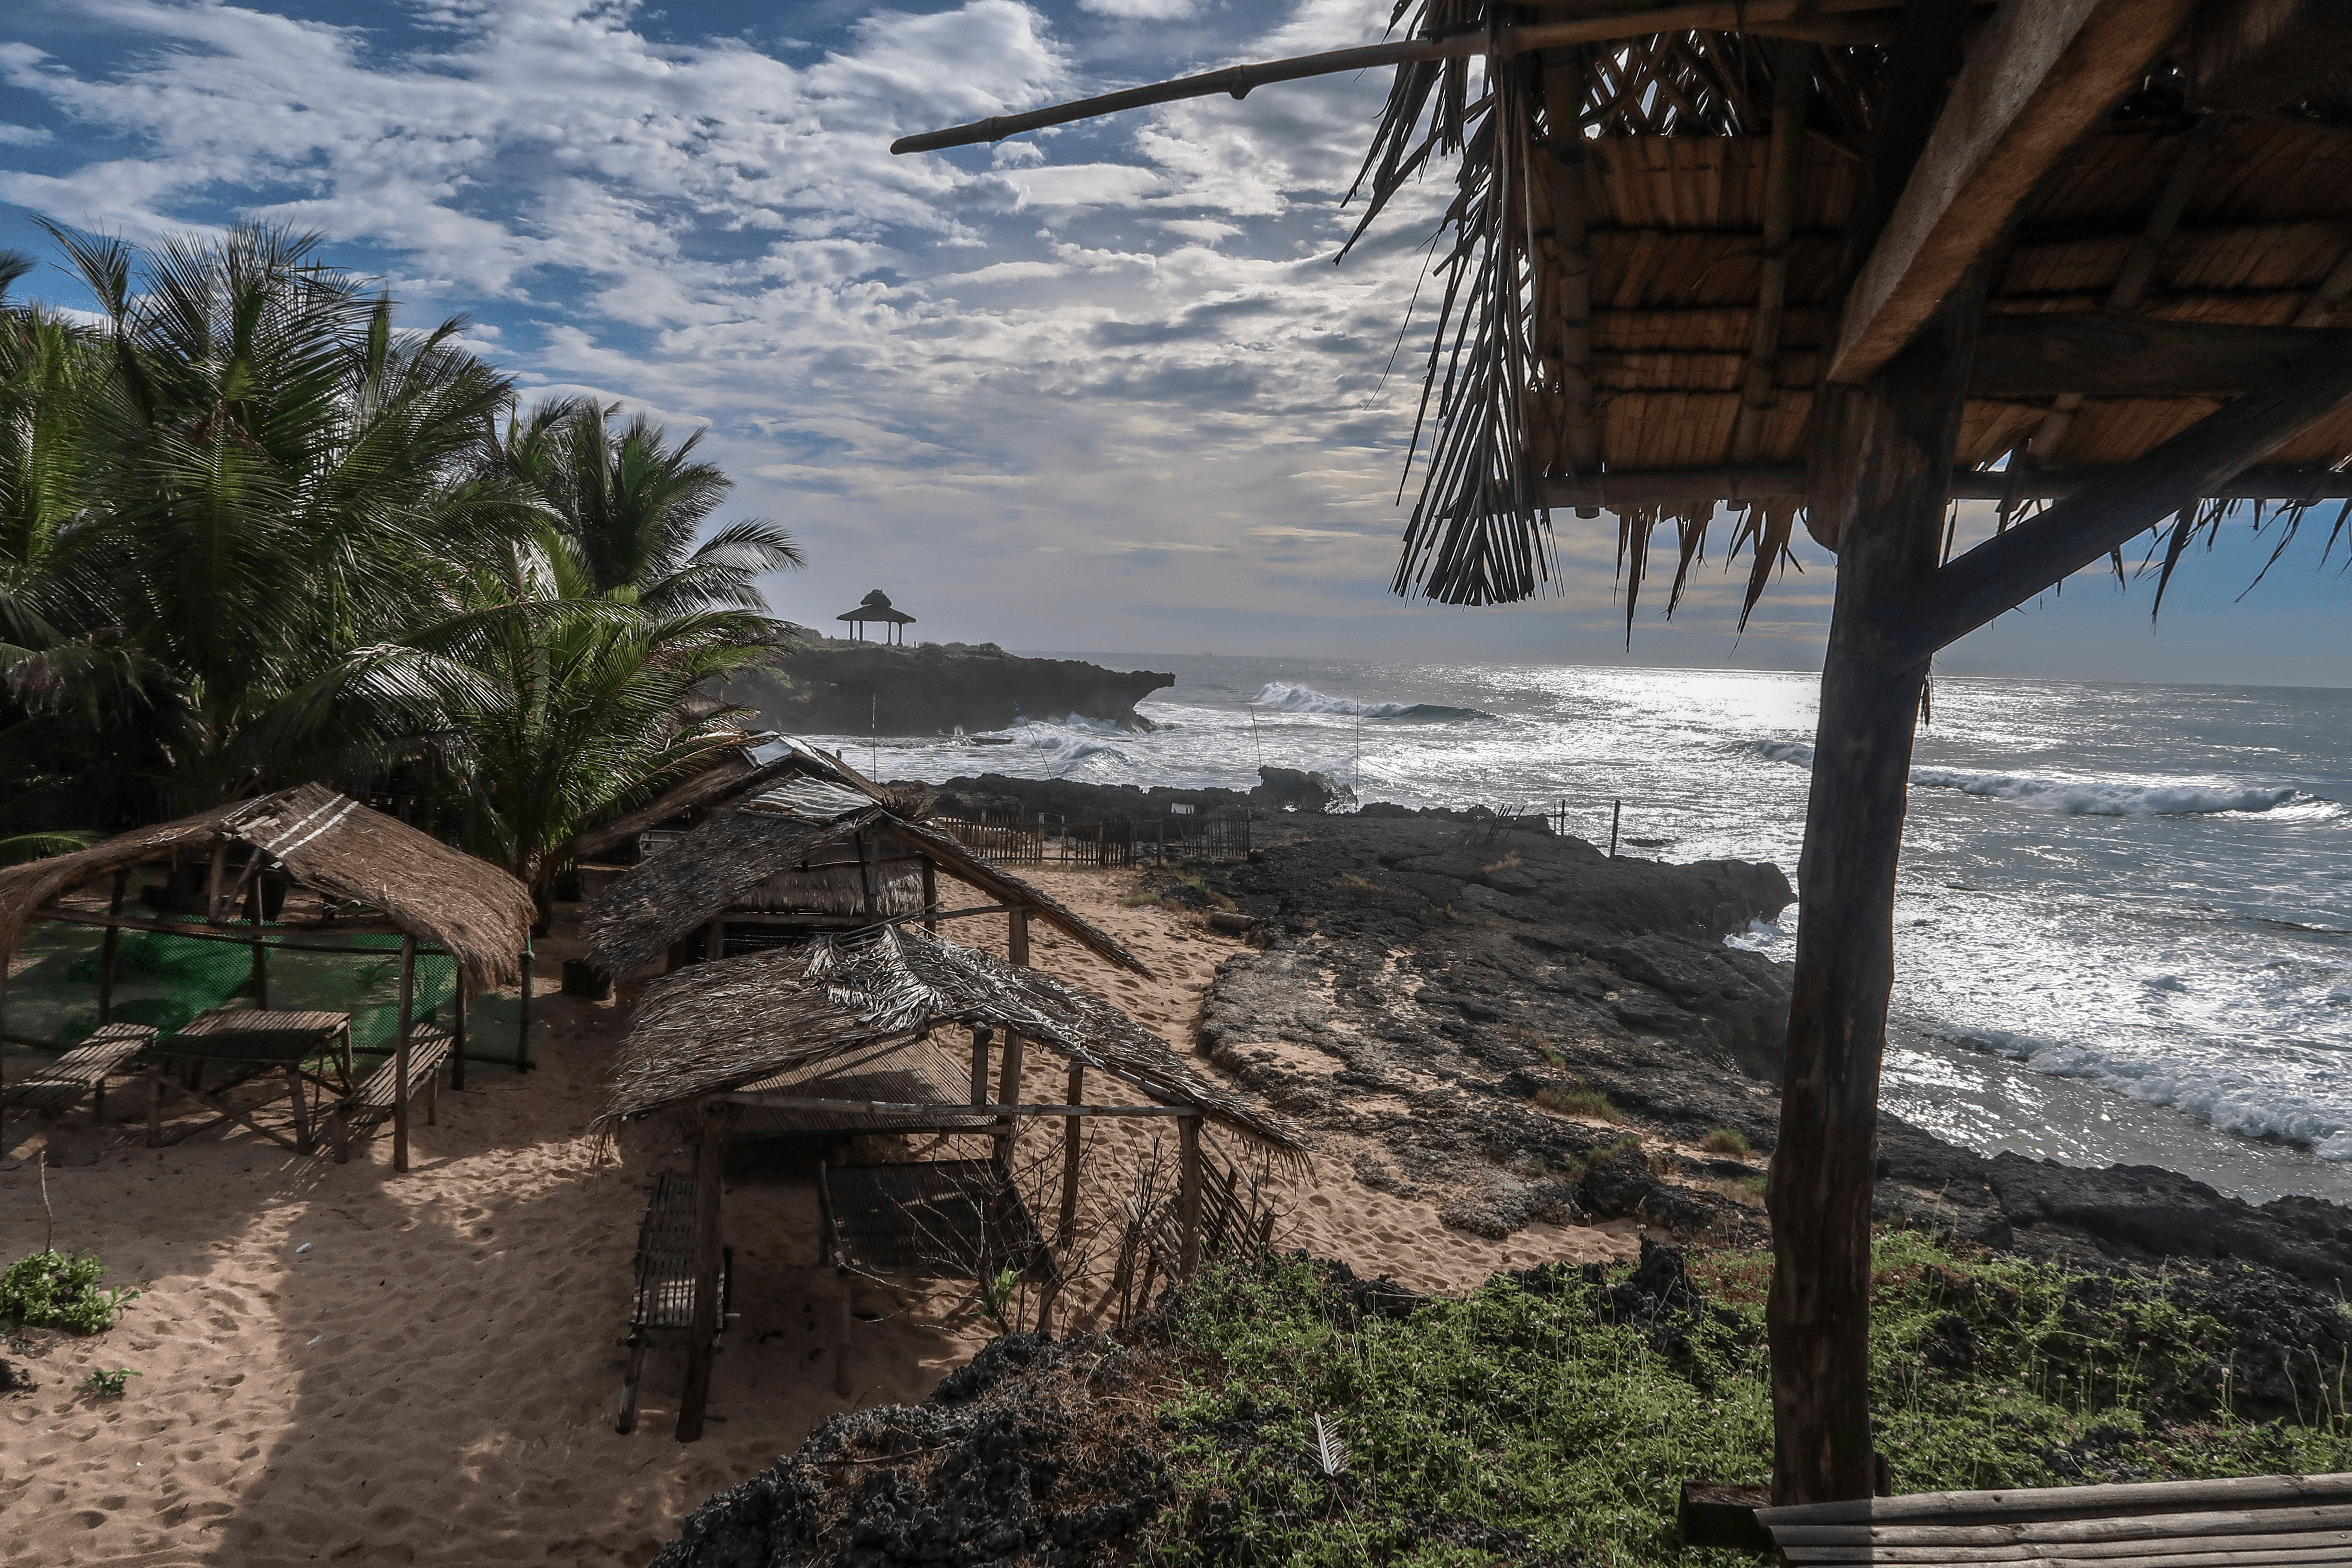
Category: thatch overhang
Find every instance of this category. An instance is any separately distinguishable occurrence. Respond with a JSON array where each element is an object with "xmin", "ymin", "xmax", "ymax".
[
  {"xmin": 570, "ymin": 734, "xmax": 890, "ymax": 864},
  {"xmin": 594, "ymin": 925, "xmax": 1304, "ymax": 1159},
  {"xmin": 0, "ymin": 784, "xmax": 536, "ymax": 992},
  {"xmin": 580, "ymin": 768, "xmax": 1152, "ymax": 980}
]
